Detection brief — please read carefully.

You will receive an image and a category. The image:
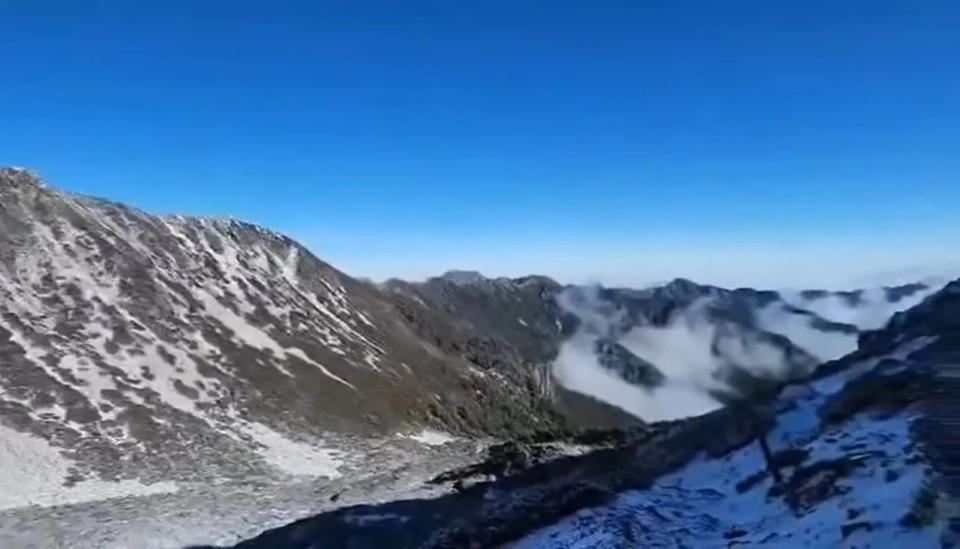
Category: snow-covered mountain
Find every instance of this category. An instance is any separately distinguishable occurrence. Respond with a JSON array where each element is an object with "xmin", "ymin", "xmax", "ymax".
[
  {"xmin": 197, "ymin": 279, "xmax": 960, "ymax": 549},
  {"xmin": 0, "ymin": 168, "xmax": 574, "ymax": 510},
  {"xmin": 0, "ymin": 168, "xmax": 951, "ymax": 548}
]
